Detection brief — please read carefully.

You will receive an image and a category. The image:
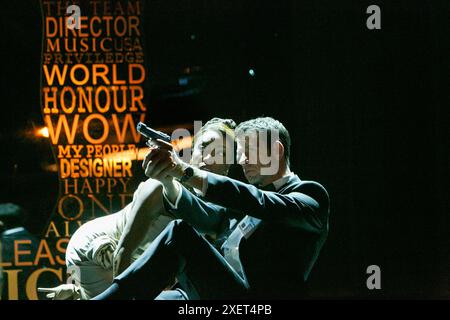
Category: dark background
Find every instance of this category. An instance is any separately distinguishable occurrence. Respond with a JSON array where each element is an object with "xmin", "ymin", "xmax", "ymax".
[{"xmin": 0, "ymin": 0, "xmax": 447, "ymax": 298}]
